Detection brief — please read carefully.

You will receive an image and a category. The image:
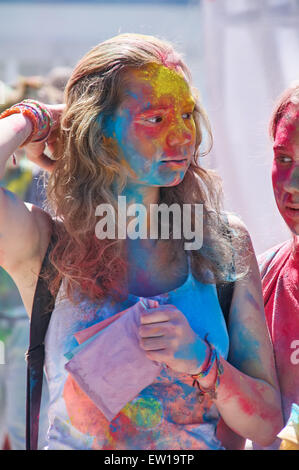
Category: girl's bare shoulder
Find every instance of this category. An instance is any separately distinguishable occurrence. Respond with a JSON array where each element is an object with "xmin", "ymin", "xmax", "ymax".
[{"xmin": 3, "ymin": 203, "xmax": 53, "ymax": 317}]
